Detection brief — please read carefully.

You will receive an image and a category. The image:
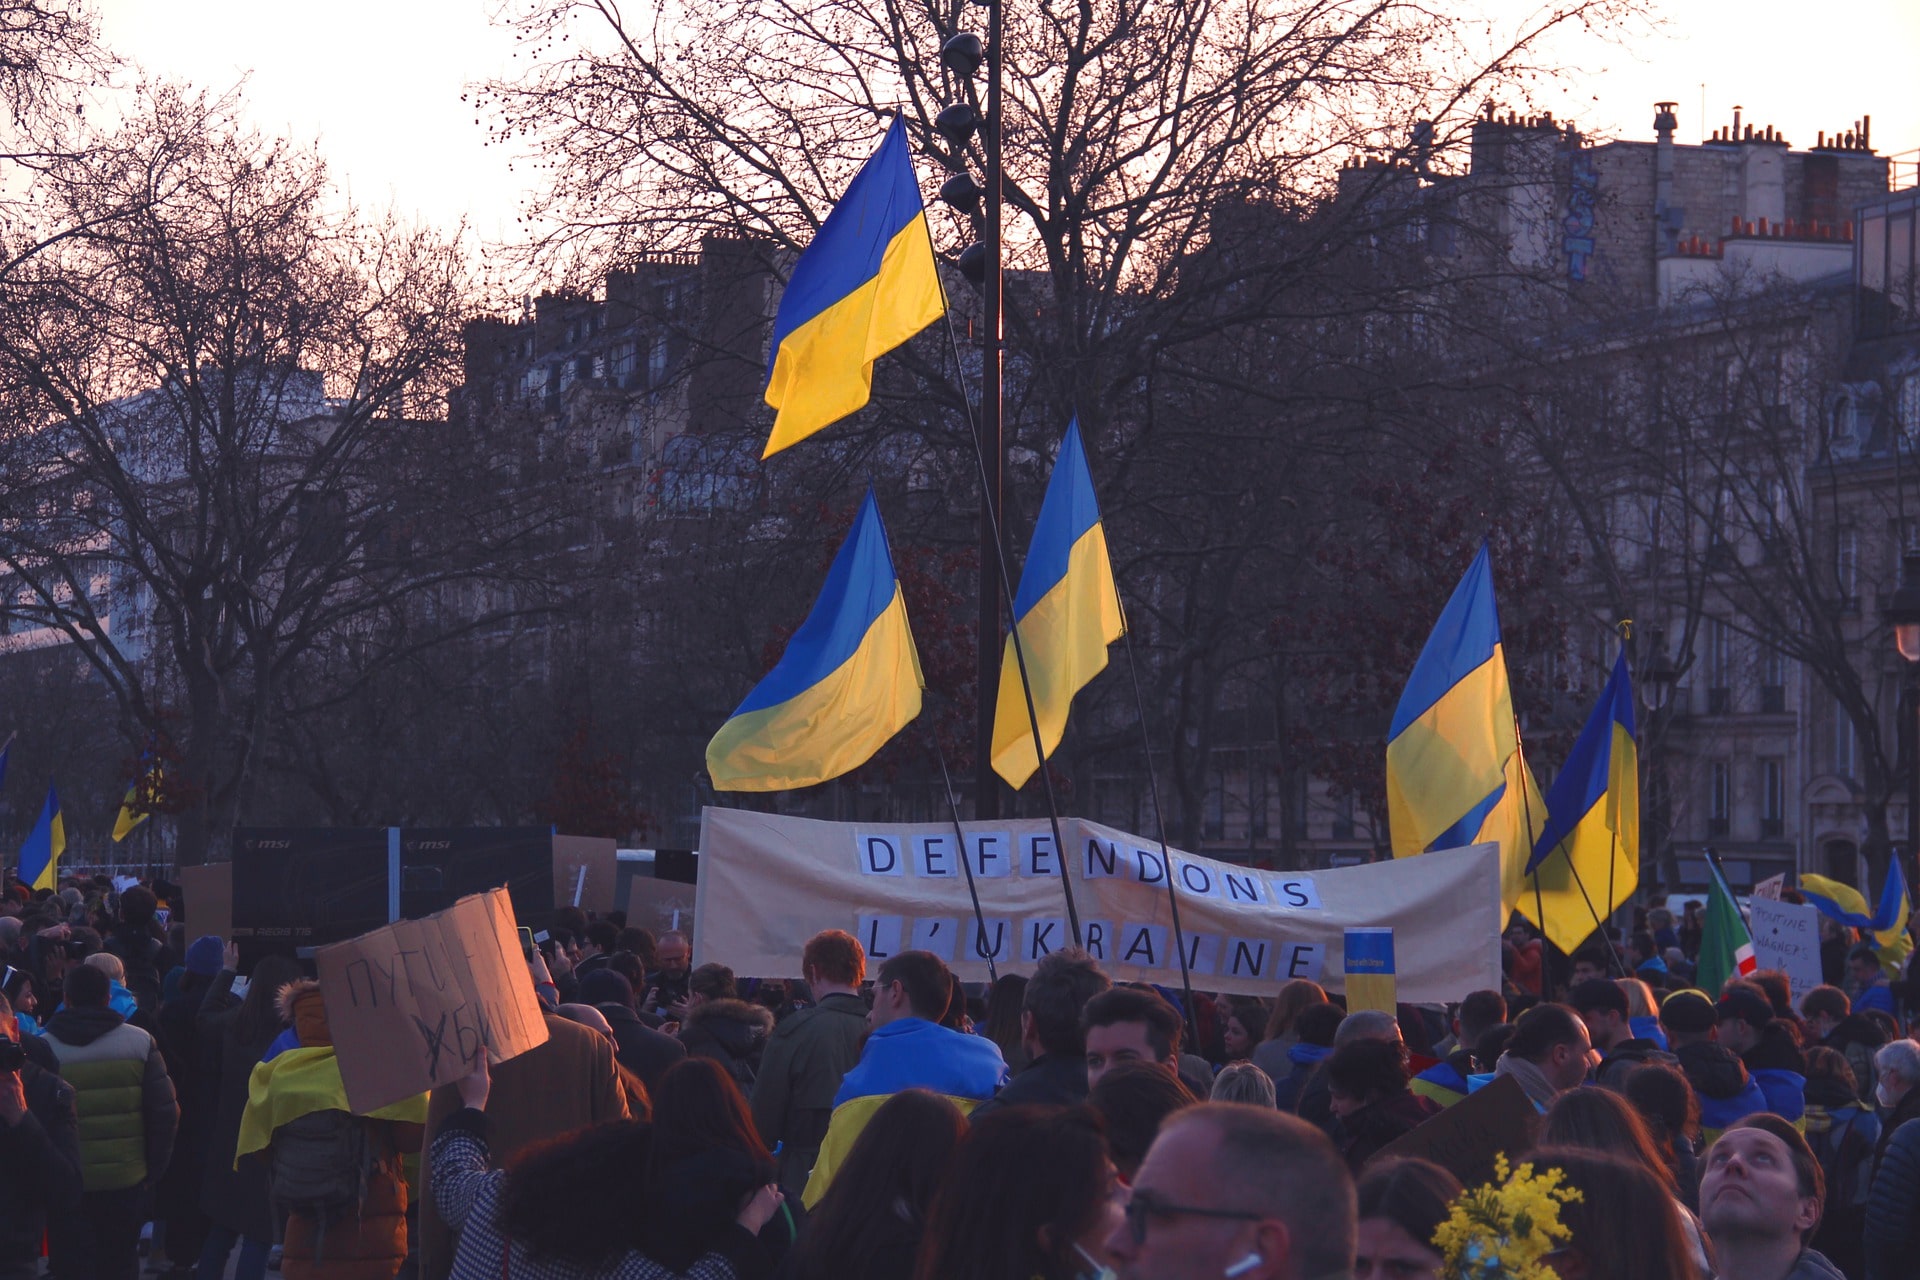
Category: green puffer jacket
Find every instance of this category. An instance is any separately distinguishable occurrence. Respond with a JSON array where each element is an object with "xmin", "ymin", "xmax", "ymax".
[{"xmin": 43, "ymin": 1003, "xmax": 179, "ymax": 1191}]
